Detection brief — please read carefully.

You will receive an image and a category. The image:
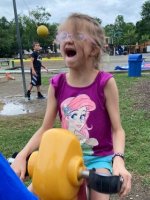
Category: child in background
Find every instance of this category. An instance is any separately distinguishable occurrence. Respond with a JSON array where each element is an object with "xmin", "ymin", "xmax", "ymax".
[
  {"xmin": 12, "ymin": 13, "xmax": 131, "ymax": 200},
  {"xmin": 26, "ymin": 42, "xmax": 48, "ymax": 100}
]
